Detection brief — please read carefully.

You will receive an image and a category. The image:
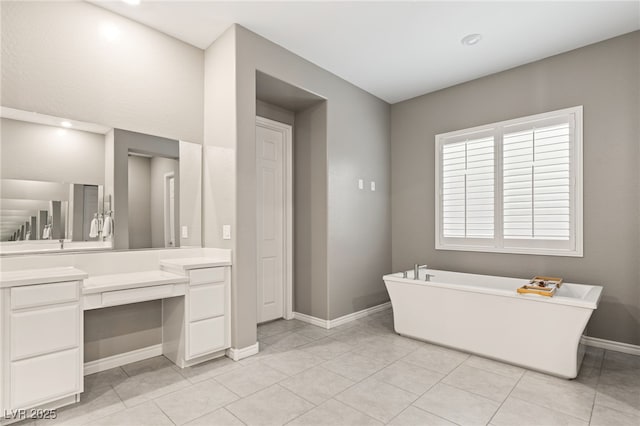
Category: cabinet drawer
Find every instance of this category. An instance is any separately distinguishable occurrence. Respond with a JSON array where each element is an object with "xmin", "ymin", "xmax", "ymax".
[
  {"xmin": 11, "ymin": 281, "xmax": 78, "ymax": 310},
  {"xmin": 11, "ymin": 304, "xmax": 79, "ymax": 360},
  {"xmin": 101, "ymin": 284, "xmax": 179, "ymax": 307},
  {"xmin": 188, "ymin": 316, "xmax": 226, "ymax": 358},
  {"xmin": 189, "ymin": 267, "xmax": 225, "ymax": 286},
  {"xmin": 11, "ymin": 348, "xmax": 80, "ymax": 409},
  {"xmin": 189, "ymin": 283, "xmax": 225, "ymax": 321}
]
